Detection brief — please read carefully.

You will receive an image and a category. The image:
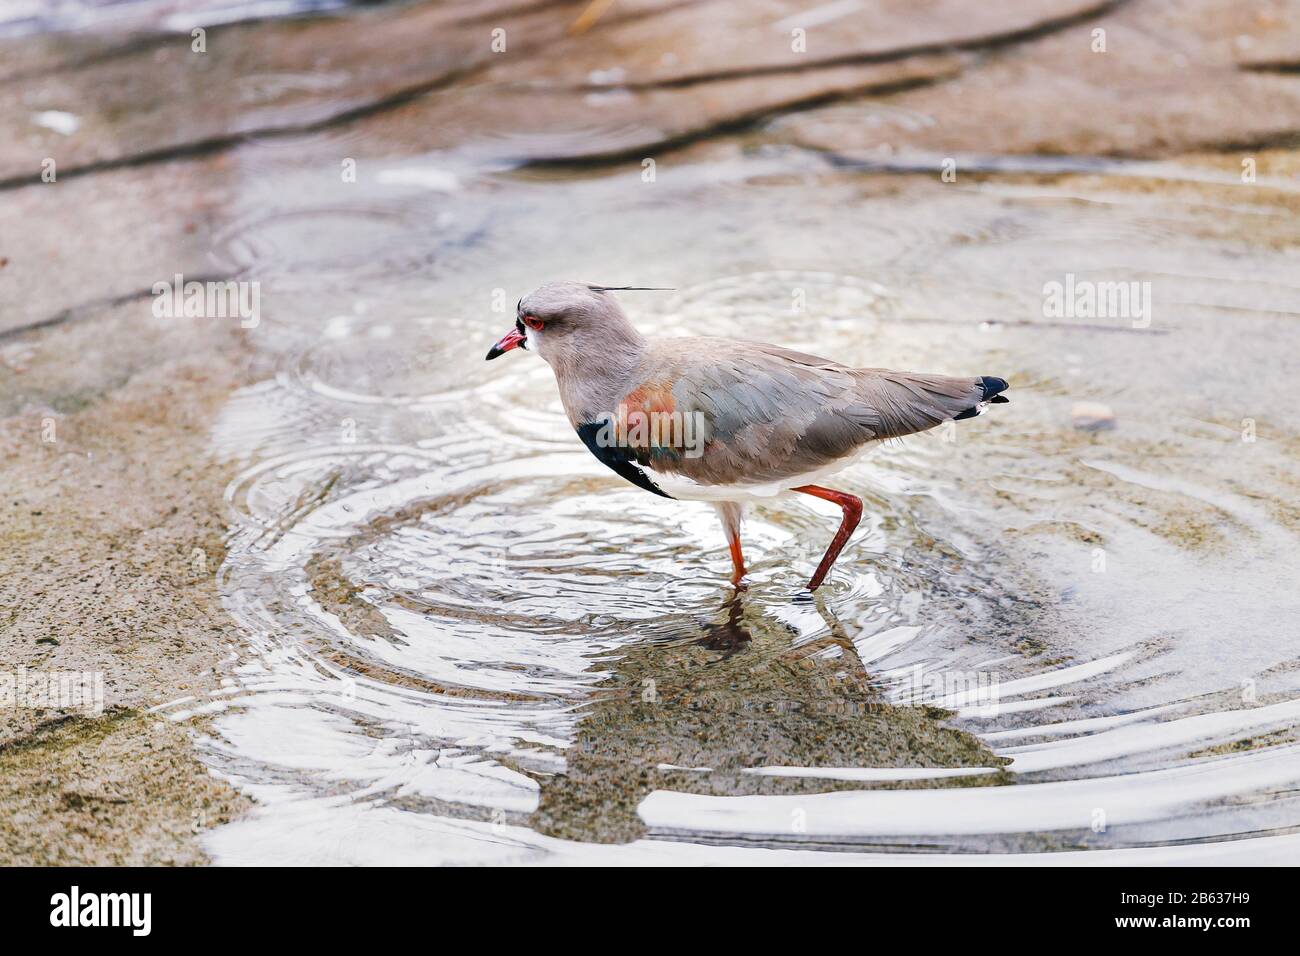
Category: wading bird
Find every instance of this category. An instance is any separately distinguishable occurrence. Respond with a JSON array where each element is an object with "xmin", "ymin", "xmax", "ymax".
[{"xmin": 486, "ymin": 281, "xmax": 1009, "ymax": 590}]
